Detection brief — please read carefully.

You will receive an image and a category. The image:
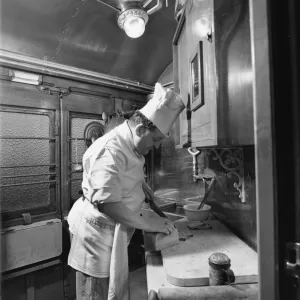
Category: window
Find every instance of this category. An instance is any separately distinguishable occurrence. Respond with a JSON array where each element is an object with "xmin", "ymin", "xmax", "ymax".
[
  {"xmin": 0, "ymin": 107, "xmax": 58, "ymax": 224},
  {"xmin": 69, "ymin": 114, "xmax": 105, "ymax": 205}
]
